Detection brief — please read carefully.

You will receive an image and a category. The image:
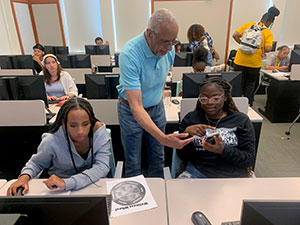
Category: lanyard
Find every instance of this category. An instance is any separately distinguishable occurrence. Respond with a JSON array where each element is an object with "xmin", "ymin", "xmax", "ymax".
[{"xmin": 275, "ymin": 55, "xmax": 282, "ymax": 67}]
